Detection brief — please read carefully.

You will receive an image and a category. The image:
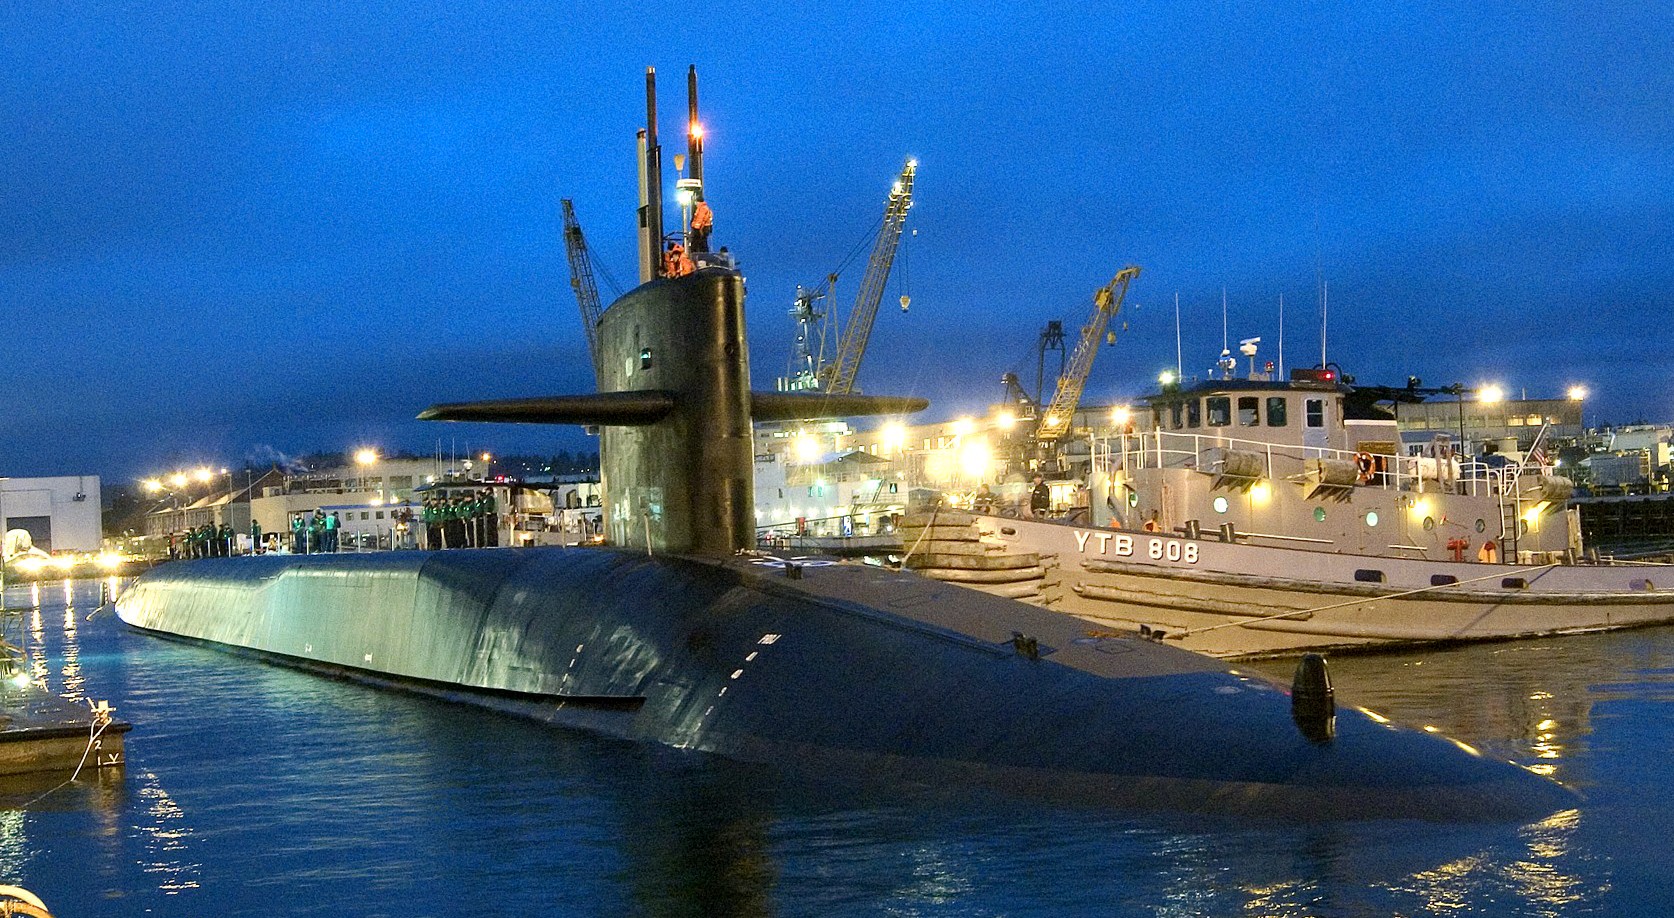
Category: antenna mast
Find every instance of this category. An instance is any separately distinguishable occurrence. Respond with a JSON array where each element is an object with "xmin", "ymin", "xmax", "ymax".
[
  {"xmin": 637, "ymin": 67, "xmax": 665, "ymax": 283},
  {"xmin": 1319, "ymin": 279, "xmax": 1328, "ymax": 367},
  {"xmin": 1173, "ymin": 292, "xmax": 1182, "ymax": 376}
]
